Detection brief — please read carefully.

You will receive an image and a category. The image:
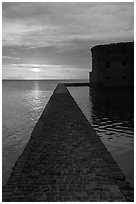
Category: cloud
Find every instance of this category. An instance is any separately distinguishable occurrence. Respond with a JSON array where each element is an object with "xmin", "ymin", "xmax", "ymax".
[
  {"xmin": 2, "ymin": 63, "xmax": 89, "ymax": 80},
  {"xmin": 2, "ymin": 3, "xmax": 134, "ymax": 79},
  {"xmin": 2, "ymin": 63, "xmax": 84, "ymax": 70},
  {"xmin": 3, "ymin": 56, "xmax": 21, "ymax": 60},
  {"xmin": 2, "ymin": 2, "xmax": 134, "ymax": 48}
]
